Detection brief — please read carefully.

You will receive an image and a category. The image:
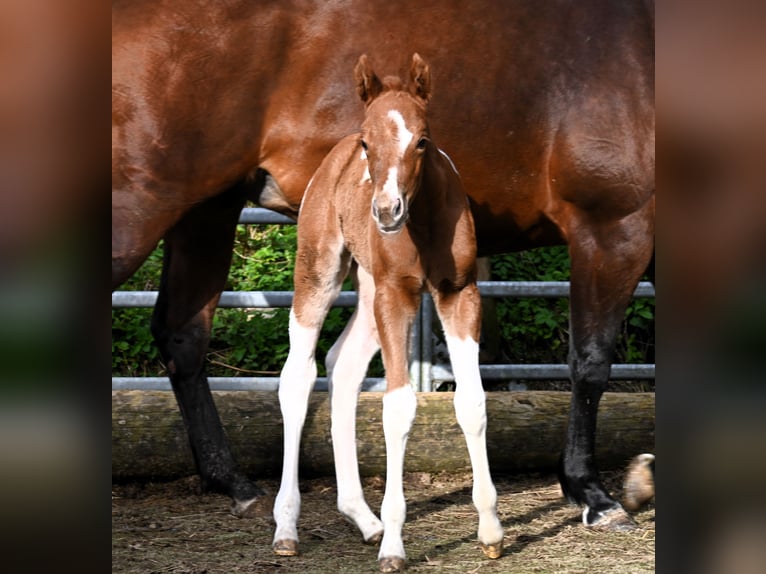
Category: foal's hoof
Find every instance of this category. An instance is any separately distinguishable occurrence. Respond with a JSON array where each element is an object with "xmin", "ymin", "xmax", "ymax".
[
  {"xmin": 480, "ymin": 540, "xmax": 504, "ymax": 559},
  {"xmin": 365, "ymin": 529, "xmax": 384, "ymax": 545},
  {"xmin": 379, "ymin": 556, "xmax": 406, "ymax": 572},
  {"xmin": 273, "ymin": 539, "xmax": 299, "ymax": 556},
  {"xmin": 587, "ymin": 506, "xmax": 638, "ymax": 532}
]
